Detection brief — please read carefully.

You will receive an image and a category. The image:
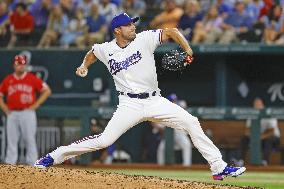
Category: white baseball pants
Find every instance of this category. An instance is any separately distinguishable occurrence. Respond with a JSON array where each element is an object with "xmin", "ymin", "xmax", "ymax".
[
  {"xmin": 5, "ymin": 110, "xmax": 38, "ymax": 165},
  {"xmin": 49, "ymin": 95, "xmax": 227, "ymax": 174}
]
